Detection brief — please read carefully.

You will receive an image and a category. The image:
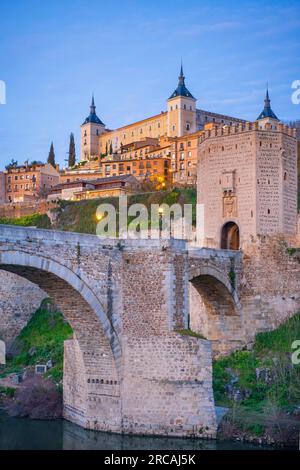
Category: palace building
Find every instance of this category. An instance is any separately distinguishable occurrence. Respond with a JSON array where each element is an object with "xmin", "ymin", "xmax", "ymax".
[
  {"xmin": 77, "ymin": 66, "xmax": 245, "ymax": 186},
  {"xmin": 71, "ymin": 68, "xmax": 298, "ymax": 250}
]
